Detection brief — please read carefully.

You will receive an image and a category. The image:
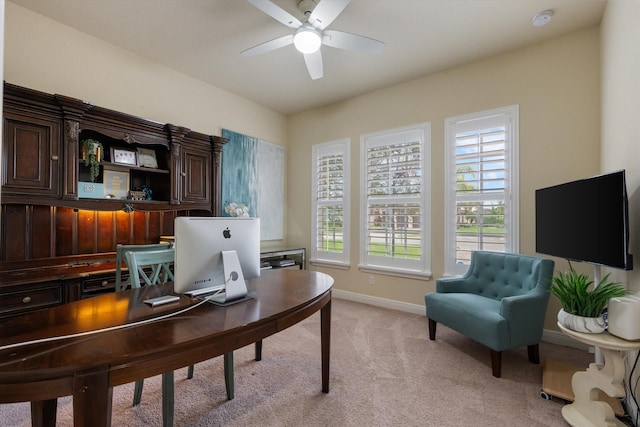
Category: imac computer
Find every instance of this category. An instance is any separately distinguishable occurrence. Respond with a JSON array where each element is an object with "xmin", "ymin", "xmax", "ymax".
[{"xmin": 174, "ymin": 217, "xmax": 260, "ymax": 304}]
